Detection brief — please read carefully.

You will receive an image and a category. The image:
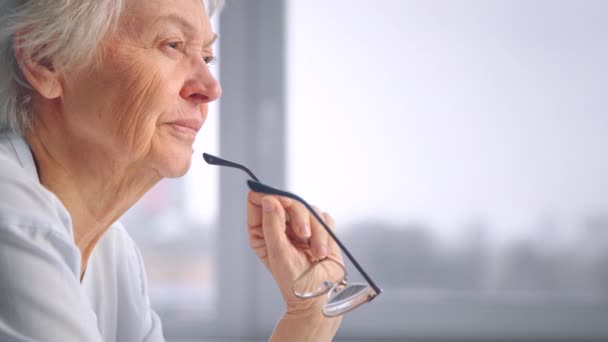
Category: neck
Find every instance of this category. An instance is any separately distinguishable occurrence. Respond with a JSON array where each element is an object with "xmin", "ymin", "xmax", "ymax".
[{"xmin": 25, "ymin": 118, "xmax": 160, "ymax": 278}]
